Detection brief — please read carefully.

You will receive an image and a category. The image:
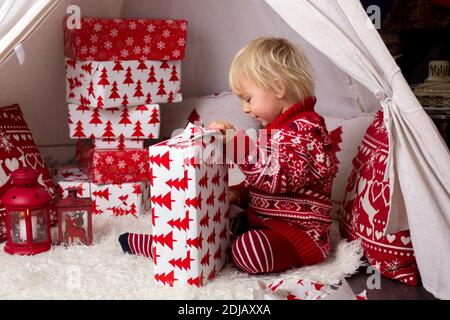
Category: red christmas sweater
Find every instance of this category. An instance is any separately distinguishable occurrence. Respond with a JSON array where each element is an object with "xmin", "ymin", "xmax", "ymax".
[{"xmin": 229, "ymin": 96, "xmax": 339, "ymax": 256}]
